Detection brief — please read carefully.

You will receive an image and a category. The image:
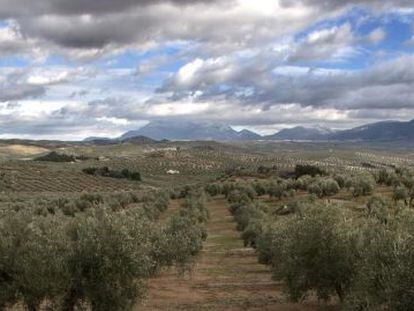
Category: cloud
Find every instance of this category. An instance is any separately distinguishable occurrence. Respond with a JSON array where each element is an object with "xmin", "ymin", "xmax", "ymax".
[
  {"xmin": 288, "ymin": 23, "xmax": 357, "ymax": 62},
  {"xmin": 0, "ymin": 0, "xmax": 410, "ymax": 61},
  {"xmin": 0, "ymin": 84, "xmax": 45, "ymax": 102},
  {"xmin": 0, "ymin": 0, "xmax": 228, "ymax": 17},
  {"xmin": 0, "ymin": 66, "xmax": 95, "ymax": 102},
  {"xmin": 367, "ymin": 27, "xmax": 386, "ymax": 44},
  {"xmin": 0, "ymin": 0, "xmax": 339, "ymax": 59},
  {"xmin": 158, "ymin": 53, "xmax": 414, "ymax": 111},
  {"xmin": 280, "ymin": 0, "xmax": 414, "ymax": 11},
  {"xmin": 0, "ymin": 0, "xmax": 413, "ymax": 139}
]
